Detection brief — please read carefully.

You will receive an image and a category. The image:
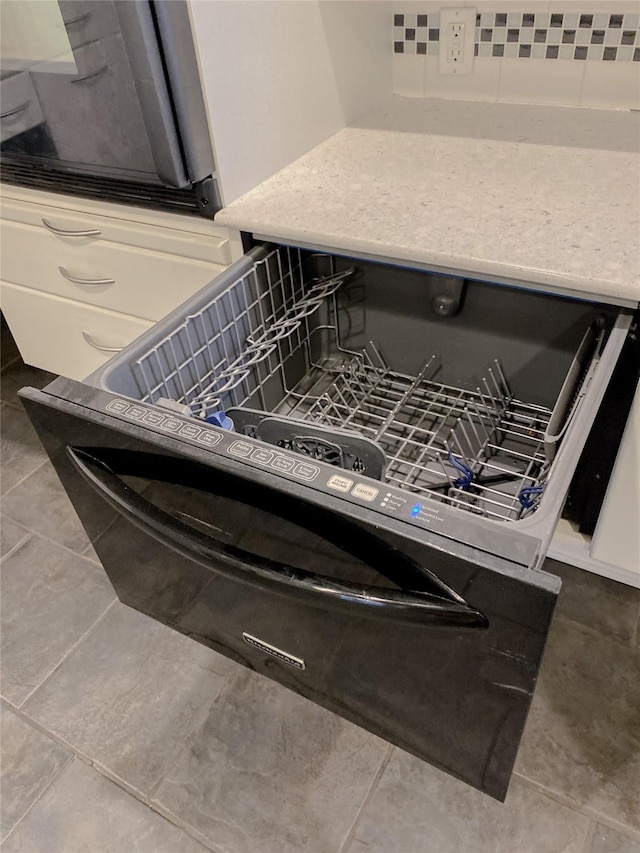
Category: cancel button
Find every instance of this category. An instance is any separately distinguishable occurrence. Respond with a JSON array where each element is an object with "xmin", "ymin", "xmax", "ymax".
[{"xmin": 351, "ymin": 483, "xmax": 379, "ymax": 502}]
